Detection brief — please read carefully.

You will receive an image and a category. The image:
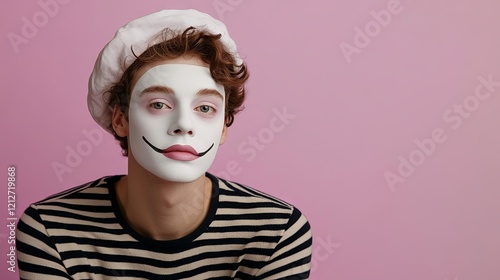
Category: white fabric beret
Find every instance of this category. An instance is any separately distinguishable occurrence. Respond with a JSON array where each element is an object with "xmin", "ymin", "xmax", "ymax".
[{"xmin": 87, "ymin": 9, "xmax": 241, "ymax": 133}]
